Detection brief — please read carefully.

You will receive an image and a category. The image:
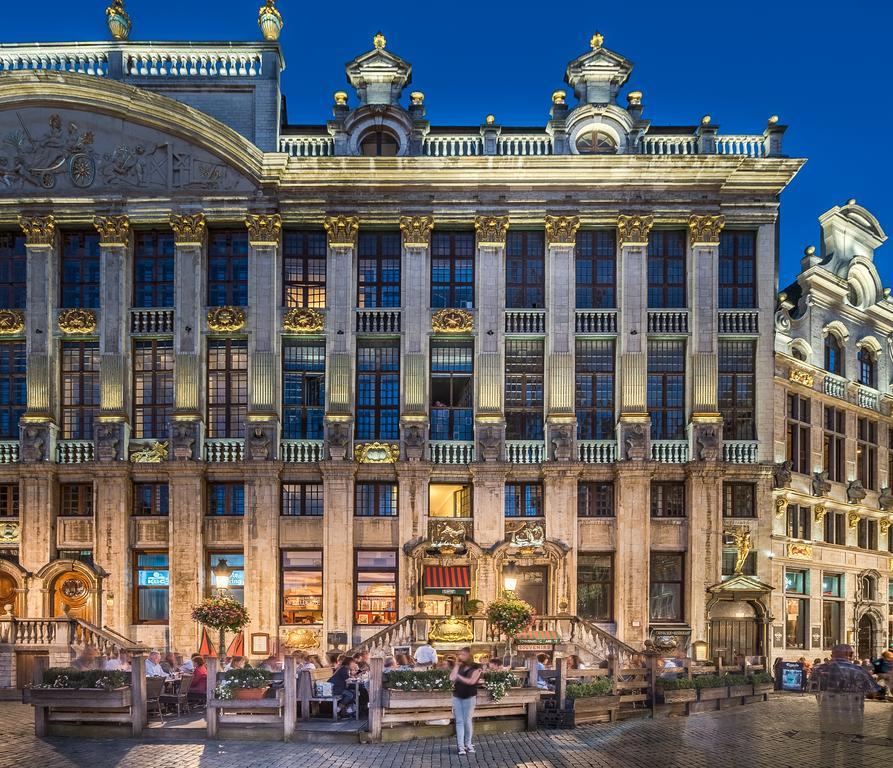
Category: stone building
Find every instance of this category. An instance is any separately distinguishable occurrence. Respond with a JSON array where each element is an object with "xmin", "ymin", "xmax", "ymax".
[
  {"xmin": 0, "ymin": 4, "xmax": 810, "ymax": 682},
  {"xmin": 773, "ymin": 201, "xmax": 892, "ymax": 660}
]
